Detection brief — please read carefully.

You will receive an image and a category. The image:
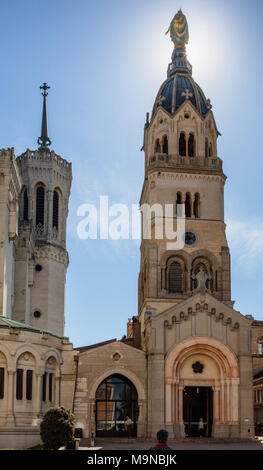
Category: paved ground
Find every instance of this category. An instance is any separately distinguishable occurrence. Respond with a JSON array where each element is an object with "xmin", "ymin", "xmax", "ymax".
[{"xmin": 79, "ymin": 437, "xmax": 263, "ymax": 450}]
